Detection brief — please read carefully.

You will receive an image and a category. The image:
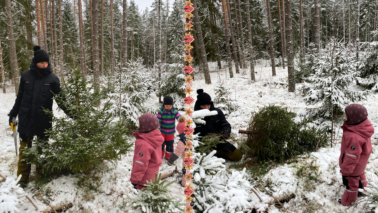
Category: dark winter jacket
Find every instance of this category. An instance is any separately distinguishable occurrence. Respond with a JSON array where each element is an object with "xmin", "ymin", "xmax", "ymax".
[
  {"xmin": 194, "ymin": 102, "xmax": 234, "ymax": 152},
  {"xmin": 9, "ymin": 62, "xmax": 69, "ymax": 136}
]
